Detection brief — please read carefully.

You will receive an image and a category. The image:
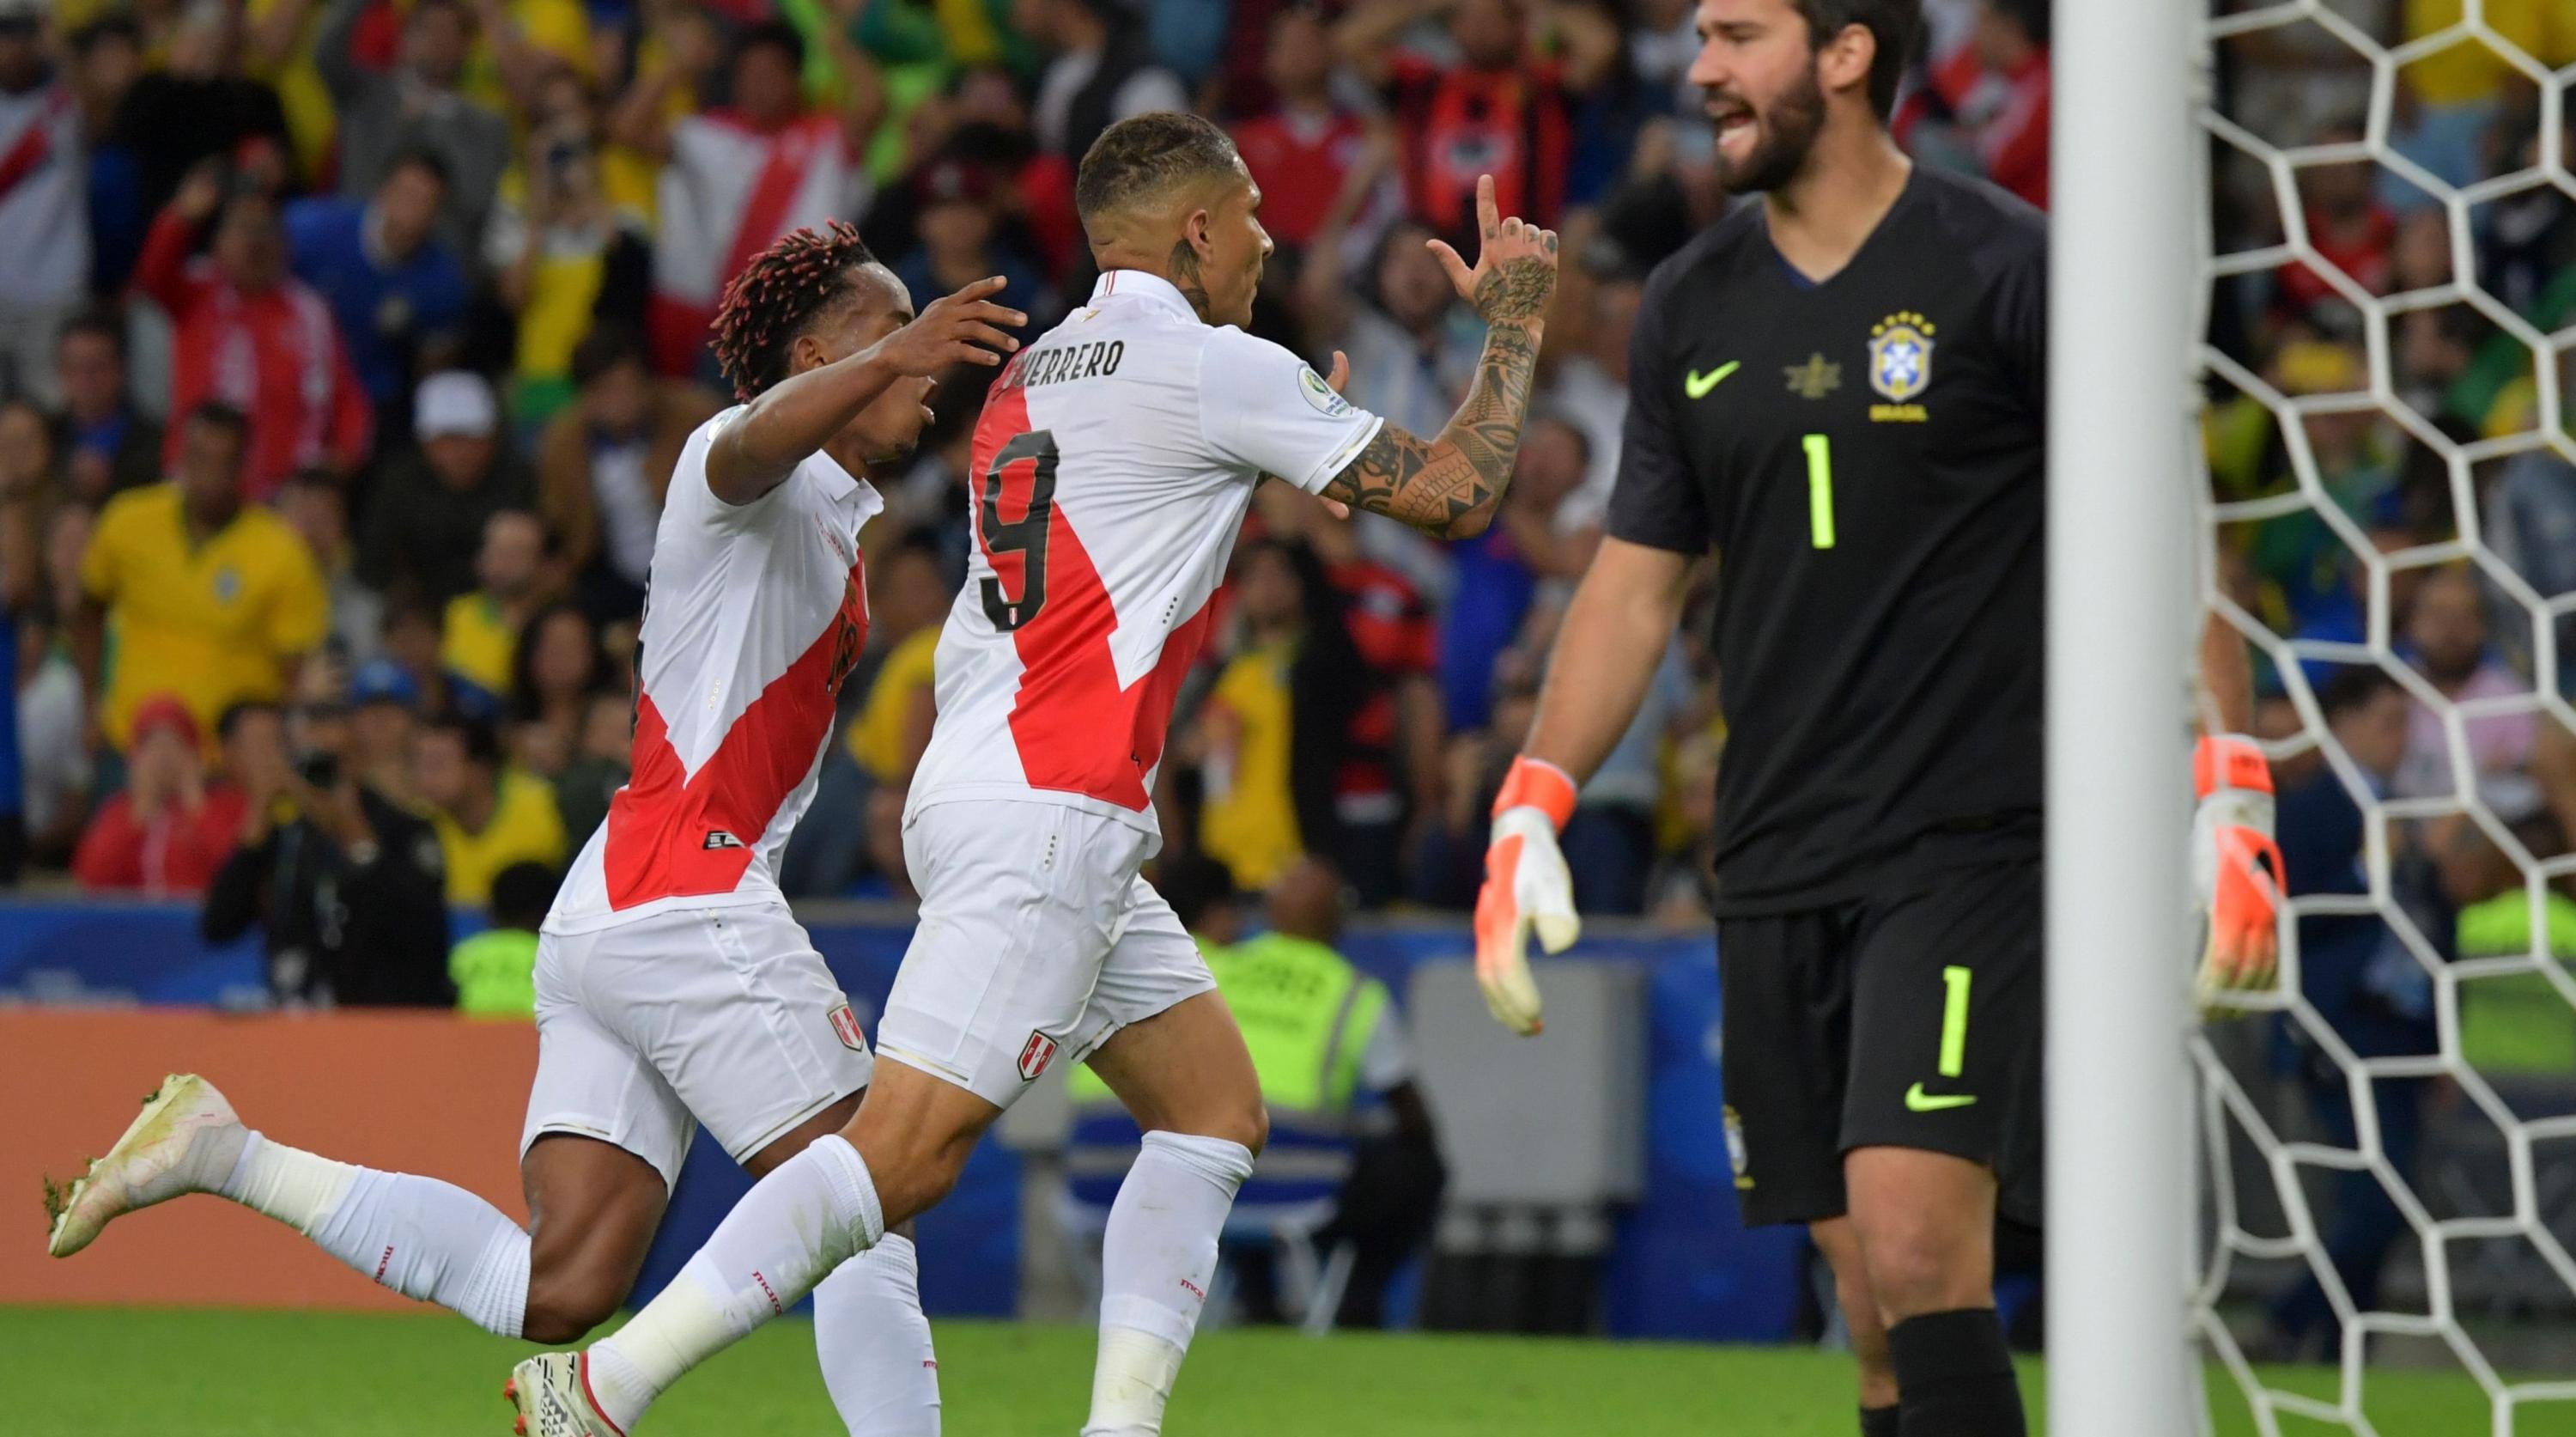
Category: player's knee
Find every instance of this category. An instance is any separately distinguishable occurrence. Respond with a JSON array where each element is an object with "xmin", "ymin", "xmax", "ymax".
[
  {"xmin": 1193, "ymin": 1096, "xmax": 1267, "ymax": 1158},
  {"xmin": 520, "ymin": 1270, "xmax": 625, "ymax": 1345},
  {"xmin": 1857, "ymin": 1231, "xmax": 1982, "ymax": 1322}
]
